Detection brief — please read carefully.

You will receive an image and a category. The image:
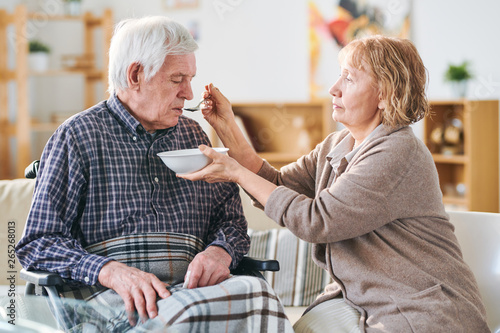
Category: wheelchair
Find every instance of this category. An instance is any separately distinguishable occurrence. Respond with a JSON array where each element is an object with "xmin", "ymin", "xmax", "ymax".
[{"xmin": 20, "ymin": 160, "xmax": 280, "ymax": 330}]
